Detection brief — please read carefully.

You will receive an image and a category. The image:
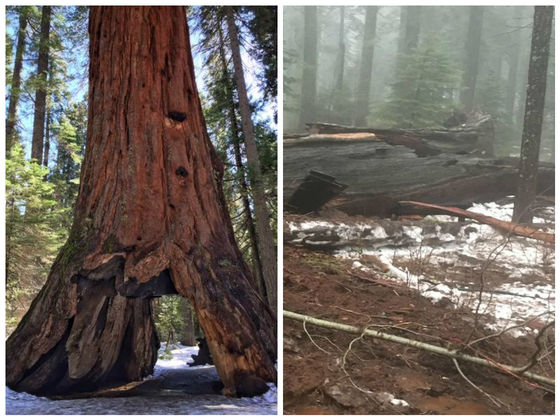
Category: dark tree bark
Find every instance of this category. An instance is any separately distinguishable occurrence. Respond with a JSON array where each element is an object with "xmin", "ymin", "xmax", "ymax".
[
  {"xmin": 355, "ymin": 6, "xmax": 378, "ymax": 127},
  {"xmin": 179, "ymin": 299, "xmax": 196, "ymax": 346},
  {"xmin": 334, "ymin": 6, "xmax": 345, "ymax": 94},
  {"xmin": 43, "ymin": 107, "xmax": 51, "ymax": 168},
  {"xmin": 513, "ymin": 6, "xmax": 554, "ymax": 223},
  {"xmin": 31, "ymin": 6, "xmax": 51, "ymax": 163},
  {"xmin": 397, "ymin": 6, "xmax": 421, "ymax": 58},
  {"xmin": 505, "ymin": 7, "xmax": 523, "ymax": 124},
  {"xmin": 7, "ymin": 6, "xmax": 276, "ymax": 398},
  {"xmin": 6, "ymin": 6, "xmax": 29, "ymax": 152},
  {"xmin": 460, "ymin": 6, "xmax": 484, "ymax": 111},
  {"xmin": 299, "ymin": 6, "xmax": 318, "ymax": 130},
  {"xmin": 225, "ymin": 7, "xmax": 277, "ymax": 314}
]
